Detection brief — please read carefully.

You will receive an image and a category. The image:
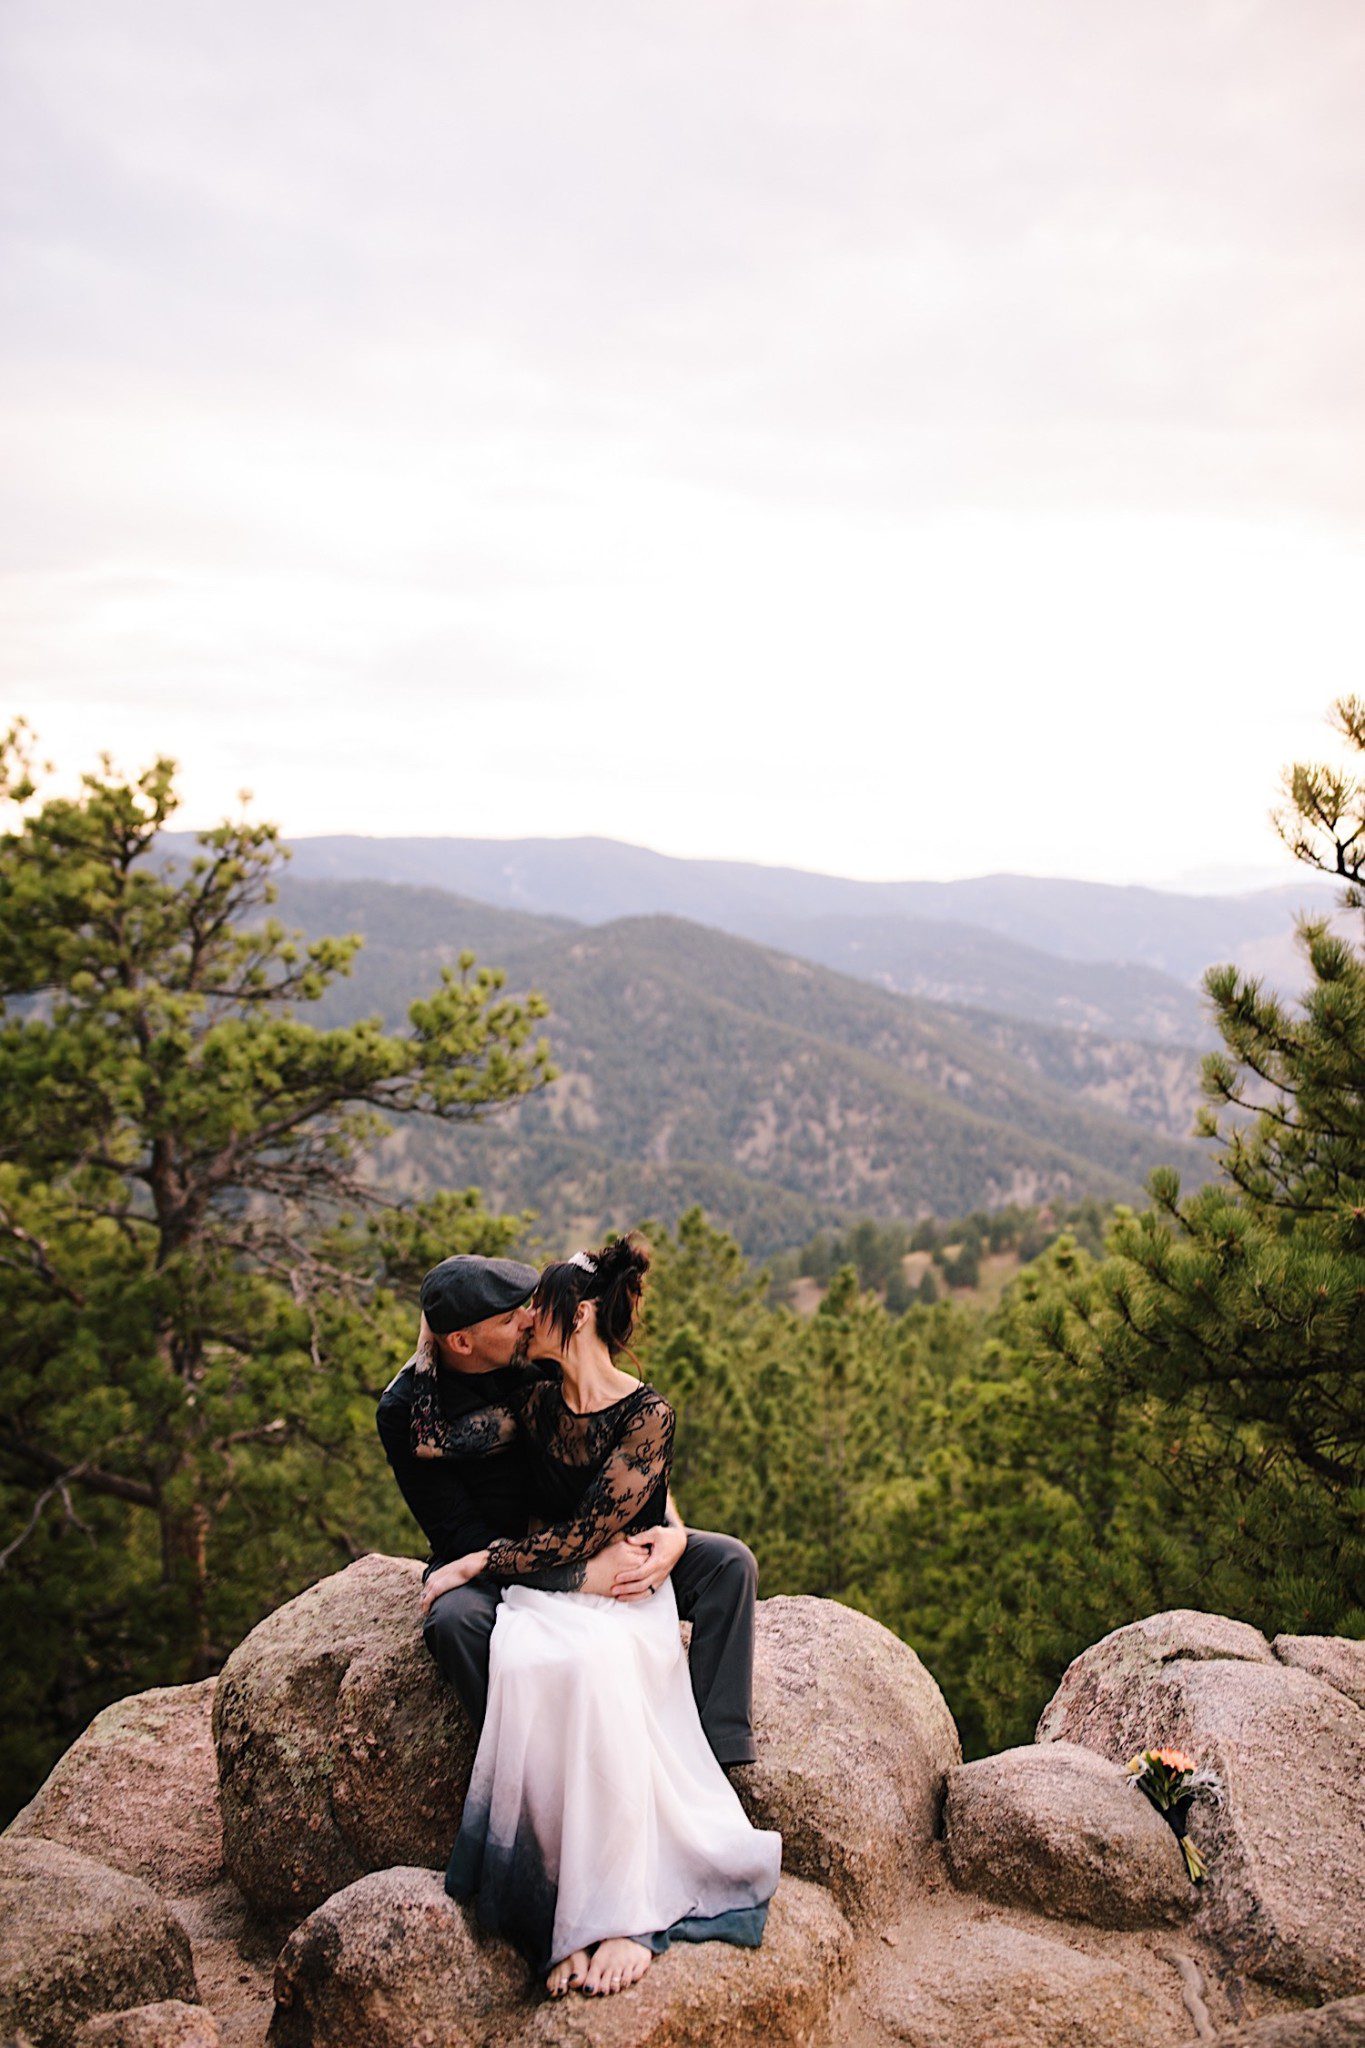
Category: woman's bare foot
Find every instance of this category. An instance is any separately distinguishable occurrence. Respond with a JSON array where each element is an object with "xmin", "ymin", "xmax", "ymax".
[
  {"xmin": 546, "ymin": 1948, "xmax": 590, "ymax": 1998},
  {"xmin": 583, "ymin": 1937, "xmax": 653, "ymax": 1995}
]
